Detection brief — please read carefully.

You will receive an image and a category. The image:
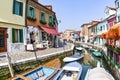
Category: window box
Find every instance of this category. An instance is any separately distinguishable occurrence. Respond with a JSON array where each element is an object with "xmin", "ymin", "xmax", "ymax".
[
  {"xmin": 27, "ymin": 16, "xmax": 36, "ymax": 21},
  {"xmin": 40, "ymin": 20, "xmax": 46, "ymax": 24}
]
